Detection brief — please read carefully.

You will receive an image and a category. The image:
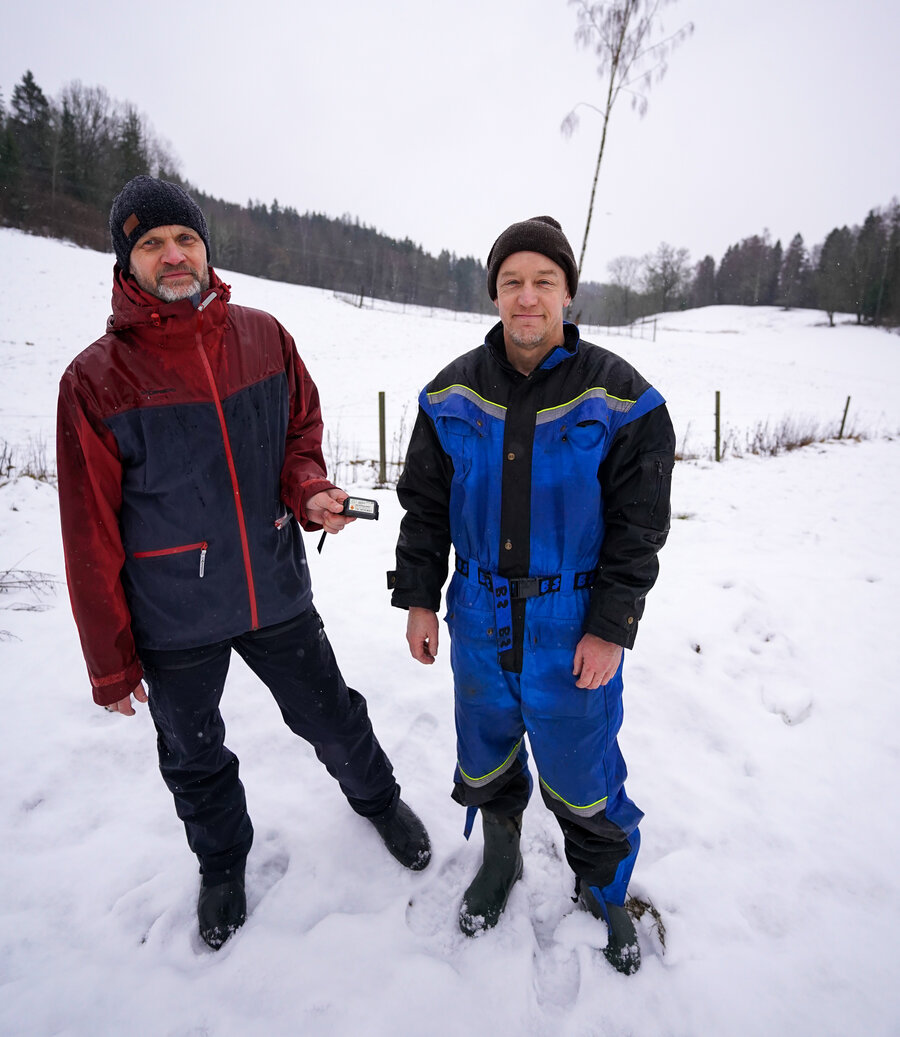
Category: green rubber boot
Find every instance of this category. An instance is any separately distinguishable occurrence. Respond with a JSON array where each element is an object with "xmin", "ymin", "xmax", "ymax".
[
  {"xmin": 579, "ymin": 881, "xmax": 641, "ymax": 975},
  {"xmin": 459, "ymin": 812, "xmax": 523, "ymax": 937}
]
